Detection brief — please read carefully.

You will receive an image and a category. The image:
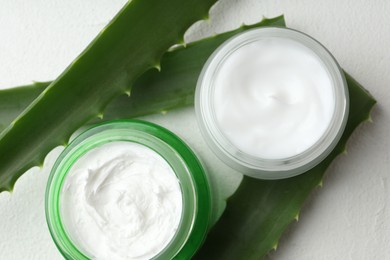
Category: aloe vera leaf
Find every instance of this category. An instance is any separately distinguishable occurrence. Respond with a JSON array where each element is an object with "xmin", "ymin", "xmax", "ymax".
[
  {"xmin": 0, "ymin": 0, "xmax": 218, "ymax": 192},
  {"xmin": 0, "ymin": 16, "xmax": 376, "ymax": 258},
  {"xmin": 0, "ymin": 16, "xmax": 286, "ymax": 134},
  {"xmin": 194, "ymin": 73, "xmax": 376, "ymax": 259},
  {"xmin": 0, "ymin": 82, "xmax": 49, "ymax": 132}
]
